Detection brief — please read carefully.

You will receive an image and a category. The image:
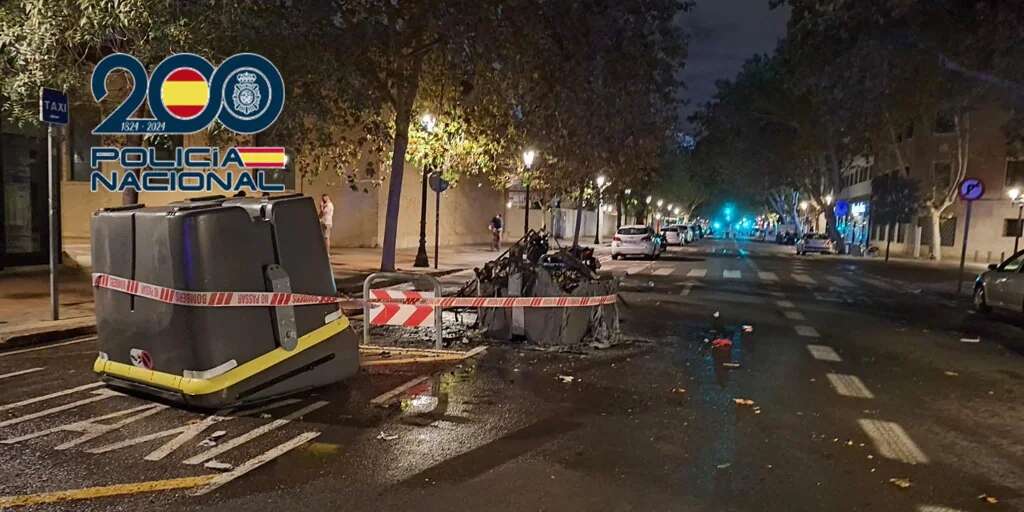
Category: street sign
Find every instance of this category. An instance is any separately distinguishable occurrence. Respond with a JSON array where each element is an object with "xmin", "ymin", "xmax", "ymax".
[
  {"xmin": 39, "ymin": 88, "xmax": 69, "ymax": 125},
  {"xmin": 958, "ymin": 178, "xmax": 984, "ymax": 201},
  {"xmin": 429, "ymin": 173, "xmax": 449, "ymax": 193}
]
